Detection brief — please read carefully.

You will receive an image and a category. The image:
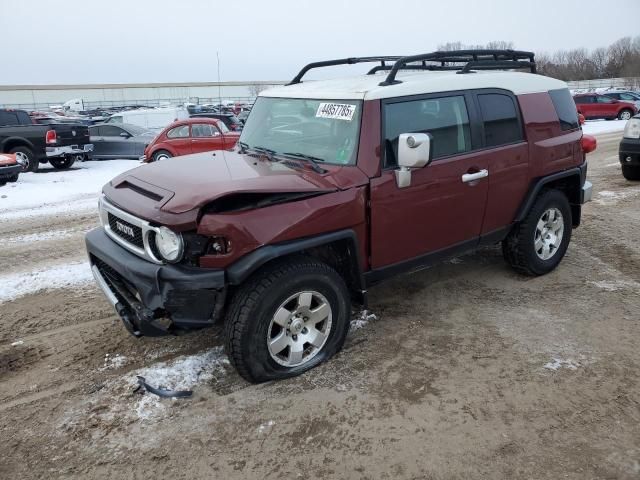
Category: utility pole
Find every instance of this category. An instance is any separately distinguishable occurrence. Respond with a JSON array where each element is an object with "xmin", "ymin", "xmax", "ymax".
[{"xmin": 217, "ymin": 51, "xmax": 222, "ymax": 108}]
